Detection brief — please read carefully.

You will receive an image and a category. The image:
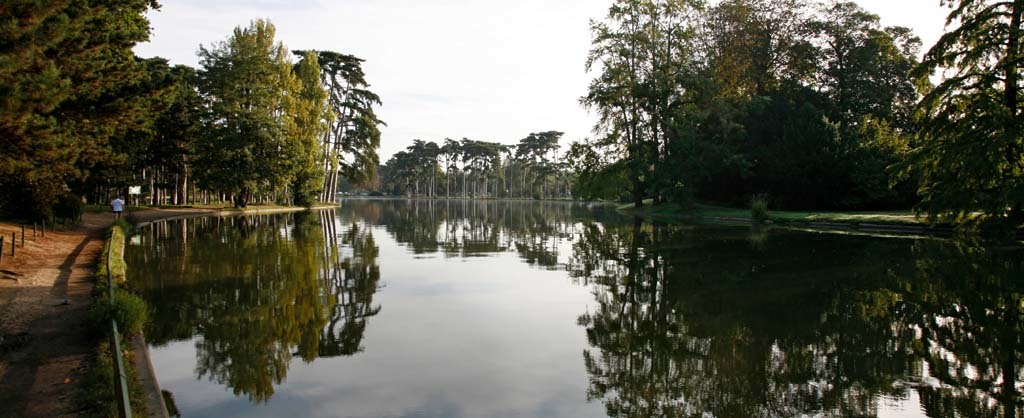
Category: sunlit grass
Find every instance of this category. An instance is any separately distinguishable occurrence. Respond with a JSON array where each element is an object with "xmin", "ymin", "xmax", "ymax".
[{"xmin": 620, "ymin": 202, "xmax": 923, "ymax": 225}]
